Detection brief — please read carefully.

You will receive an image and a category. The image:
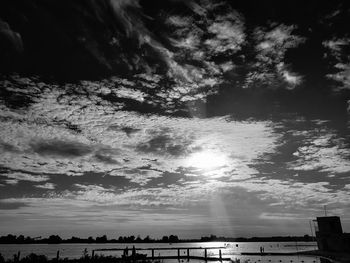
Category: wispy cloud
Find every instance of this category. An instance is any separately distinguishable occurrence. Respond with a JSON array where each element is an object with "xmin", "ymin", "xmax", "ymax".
[
  {"xmin": 245, "ymin": 24, "xmax": 305, "ymax": 89},
  {"xmin": 2, "ymin": 172, "xmax": 49, "ymax": 183},
  {"xmin": 35, "ymin": 183, "xmax": 56, "ymax": 190},
  {"xmin": 323, "ymin": 38, "xmax": 350, "ymax": 90}
]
